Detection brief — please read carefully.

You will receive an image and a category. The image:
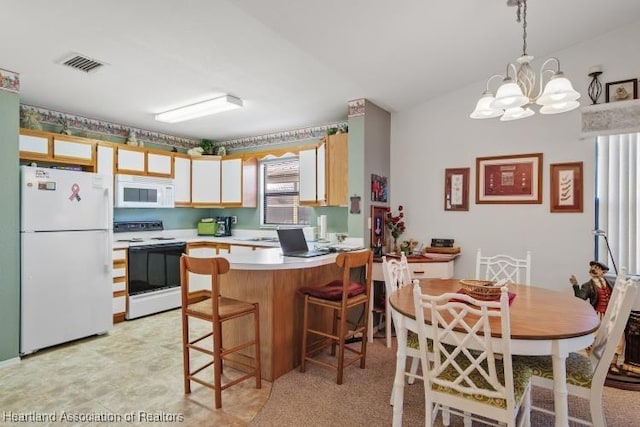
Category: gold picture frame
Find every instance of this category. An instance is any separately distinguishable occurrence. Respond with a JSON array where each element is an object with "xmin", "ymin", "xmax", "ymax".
[{"xmin": 476, "ymin": 153, "xmax": 543, "ymax": 204}]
